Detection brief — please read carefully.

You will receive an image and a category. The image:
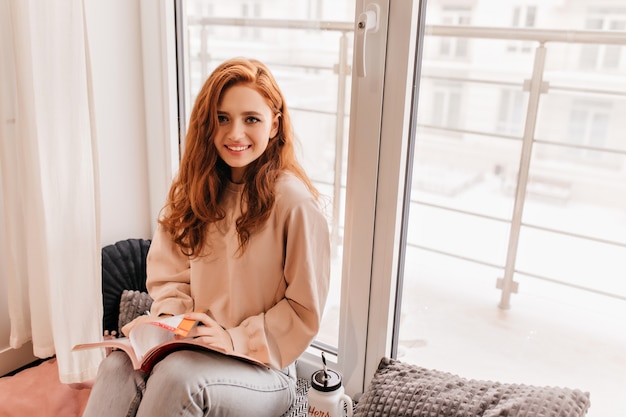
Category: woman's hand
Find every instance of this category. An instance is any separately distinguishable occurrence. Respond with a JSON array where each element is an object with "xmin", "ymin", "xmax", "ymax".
[{"xmin": 182, "ymin": 312, "xmax": 234, "ymax": 353}]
